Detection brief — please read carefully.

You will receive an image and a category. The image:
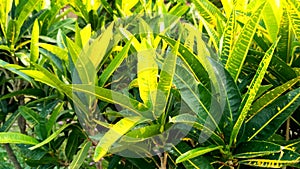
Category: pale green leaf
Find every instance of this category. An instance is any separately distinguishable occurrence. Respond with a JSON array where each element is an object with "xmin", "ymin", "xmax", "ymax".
[
  {"xmin": 30, "ymin": 19, "xmax": 39, "ymax": 62},
  {"xmin": 93, "ymin": 117, "xmax": 142, "ymax": 161},
  {"xmin": 225, "ymin": 2, "xmax": 266, "ymax": 81},
  {"xmin": 176, "ymin": 145, "xmax": 223, "ymax": 163},
  {"xmin": 0, "ymin": 132, "xmax": 39, "ymax": 145}
]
